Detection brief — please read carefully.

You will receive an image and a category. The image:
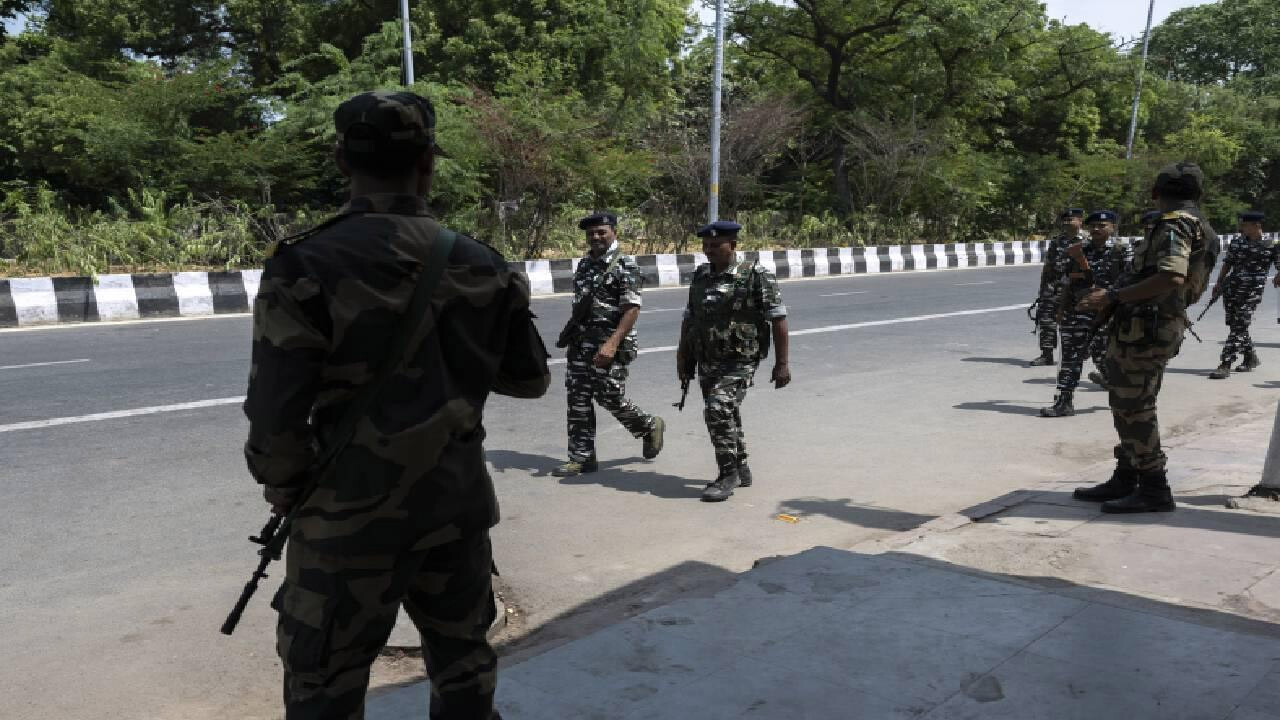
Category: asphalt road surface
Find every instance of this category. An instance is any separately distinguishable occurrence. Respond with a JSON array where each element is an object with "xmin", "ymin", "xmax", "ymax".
[{"xmin": 2, "ymin": 263, "xmax": 1276, "ymax": 720}]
